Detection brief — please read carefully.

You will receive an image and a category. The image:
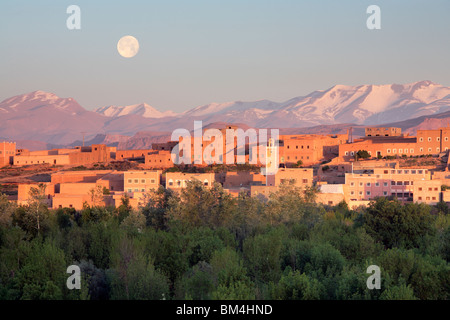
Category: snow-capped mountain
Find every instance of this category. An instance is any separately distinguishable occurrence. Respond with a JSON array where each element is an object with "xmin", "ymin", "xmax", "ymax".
[
  {"xmin": 174, "ymin": 80, "xmax": 450, "ymax": 128},
  {"xmin": 3, "ymin": 80, "xmax": 450, "ymax": 145},
  {"xmin": 96, "ymin": 103, "xmax": 177, "ymax": 118}
]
